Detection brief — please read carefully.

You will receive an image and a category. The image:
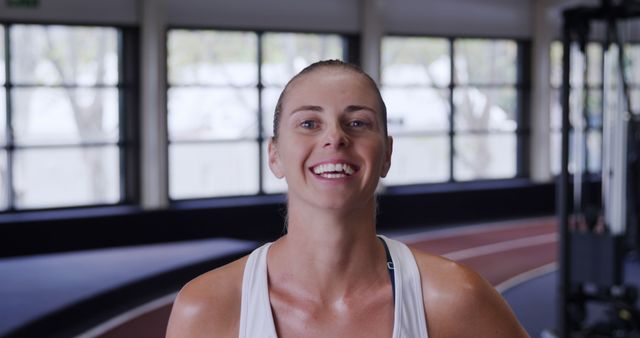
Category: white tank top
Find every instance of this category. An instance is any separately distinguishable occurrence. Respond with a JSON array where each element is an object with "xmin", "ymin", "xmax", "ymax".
[{"xmin": 238, "ymin": 235, "xmax": 429, "ymax": 338}]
